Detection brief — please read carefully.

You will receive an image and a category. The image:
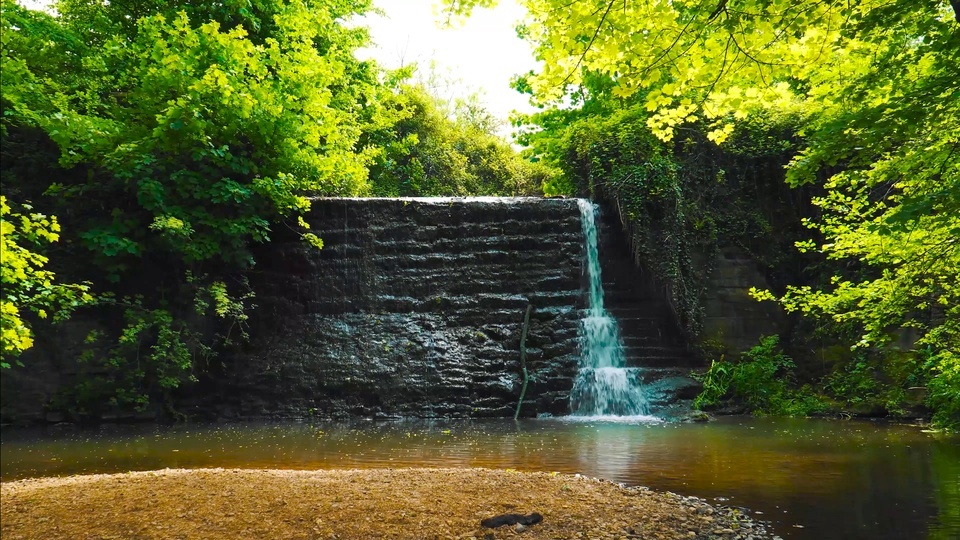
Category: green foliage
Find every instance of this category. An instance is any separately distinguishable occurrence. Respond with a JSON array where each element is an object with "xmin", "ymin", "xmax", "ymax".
[
  {"xmin": 818, "ymin": 350, "xmax": 931, "ymax": 419},
  {"xmin": 547, "ymin": 104, "xmax": 705, "ymax": 332},
  {"xmin": 453, "ymin": 0, "xmax": 959, "ymax": 428},
  {"xmin": 0, "ymin": 196, "xmax": 92, "ymax": 366},
  {"xmin": 822, "ymin": 356, "xmax": 882, "ymax": 407},
  {"xmin": 923, "ymin": 349, "xmax": 960, "ymax": 430},
  {"xmin": 540, "ymin": 173, "xmax": 575, "ymax": 198},
  {"xmin": 1, "ymin": 0, "xmax": 551, "ymax": 416},
  {"xmin": 516, "ymin": 86, "xmax": 801, "ymax": 336},
  {"xmin": 438, "ymin": 0, "xmax": 496, "ymax": 24},
  {"xmin": 365, "ymin": 84, "xmax": 550, "ymax": 197},
  {"xmin": 0, "ymin": 0, "xmax": 395, "ymax": 414},
  {"xmin": 697, "ymin": 336, "xmax": 959, "ymax": 427},
  {"xmin": 694, "ymin": 336, "xmax": 827, "ymax": 416},
  {"xmin": 692, "ymin": 358, "xmax": 733, "ymax": 412},
  {"xmin": 57, "ymin": 275, "xmax": 254, "ymax": 414}
]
